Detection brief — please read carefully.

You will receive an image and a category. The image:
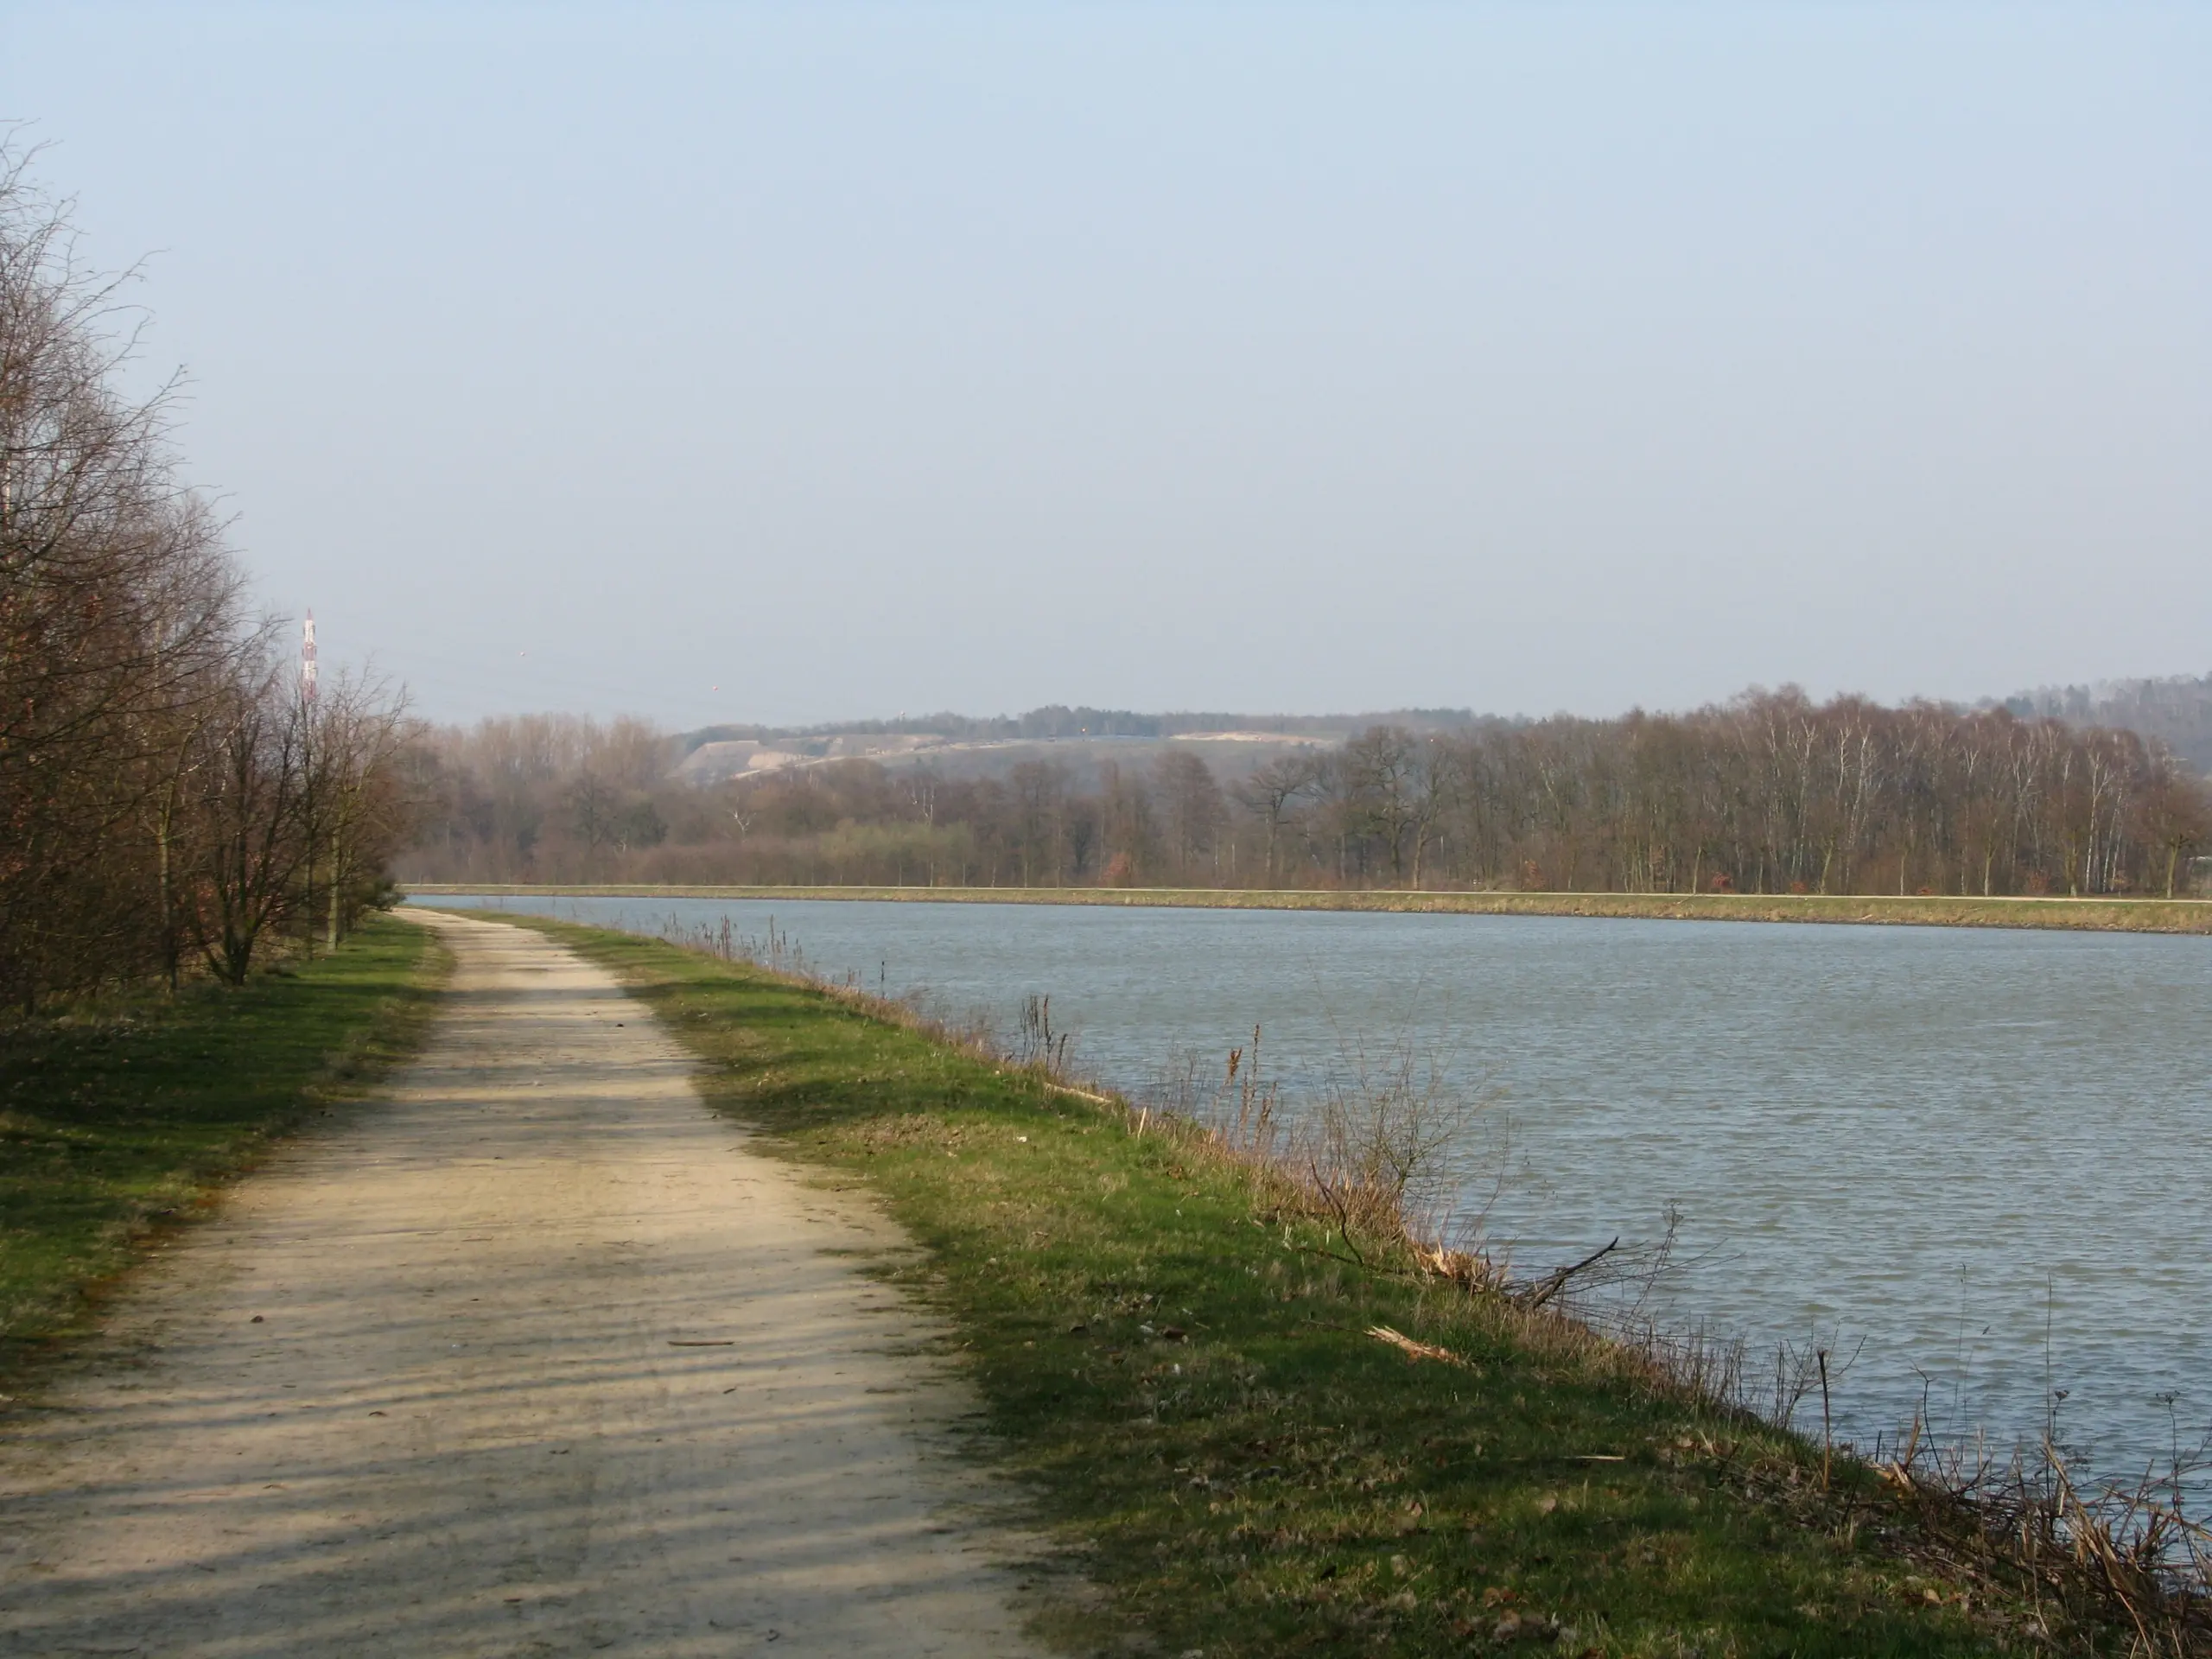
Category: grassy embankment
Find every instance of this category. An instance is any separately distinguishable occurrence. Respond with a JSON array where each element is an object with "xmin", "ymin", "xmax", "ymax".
[
  {"xmin": 493, "ymin": 911, "xmax": 2150, "ymax": 1657},
  {"xmin": 0, "ymin": 914, "xmax": 448, "ymax": 1380},
  {"xmin": 405, "ymin": 883, "xmax": 2212, "ymax": 935}
]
